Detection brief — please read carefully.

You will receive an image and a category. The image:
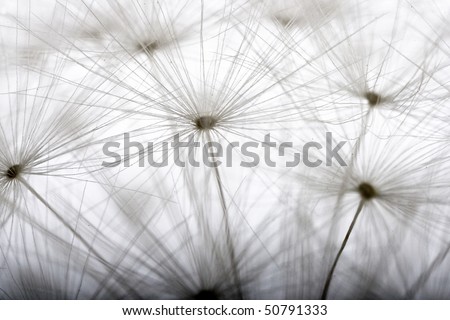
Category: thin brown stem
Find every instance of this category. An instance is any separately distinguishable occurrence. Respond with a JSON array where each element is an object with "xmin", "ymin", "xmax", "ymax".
[
  {"xmin": 206, "ymin": 131, "xmax": 243, "ymax": 299},
  {"xmin": 321, "ymin": 200, "xmax": 365, "ymax": 300}
]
